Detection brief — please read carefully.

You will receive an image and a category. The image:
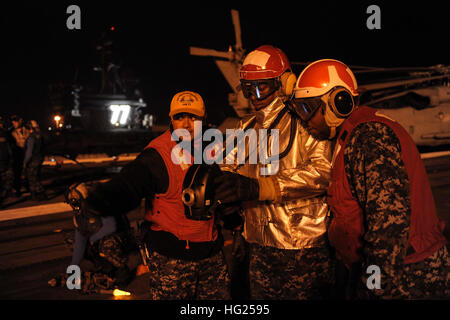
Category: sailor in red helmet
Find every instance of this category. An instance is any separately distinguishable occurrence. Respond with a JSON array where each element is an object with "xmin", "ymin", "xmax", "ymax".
[
  {"xmin": 291, "ymin": 59, "xmax": 449, "ymax": 299},
  {"xmin": 214, "ymin": 45, "xmax": 335, "ymax": 299}
]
